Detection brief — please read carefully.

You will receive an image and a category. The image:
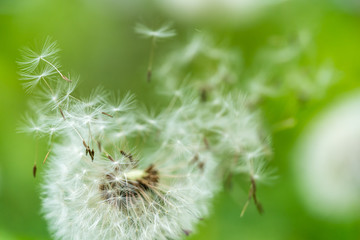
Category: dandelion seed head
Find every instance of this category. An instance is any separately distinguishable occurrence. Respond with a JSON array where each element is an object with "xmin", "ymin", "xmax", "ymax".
[
  {"xmin": 43, "ymin": 134, "xmax": 217, "ymax": 240},
  {"xmin": 19, "ymin": 37, "xmax": 275, "ymax": 238},
  {"xmin": 295, "ymin": 93, "xmax": 360, "ymax": 220}
]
